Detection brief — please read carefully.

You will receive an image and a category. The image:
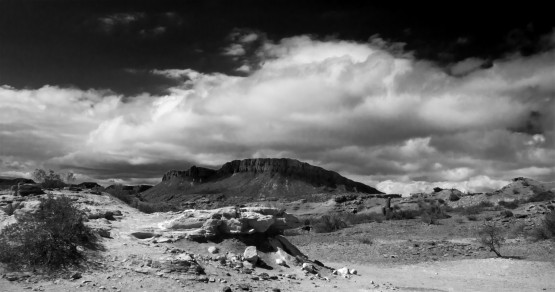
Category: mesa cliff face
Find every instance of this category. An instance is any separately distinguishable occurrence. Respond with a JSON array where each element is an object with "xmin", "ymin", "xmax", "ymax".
[
  {"xmin": 144, "ymin": 158, "xmax": 383, "ymax": 207},
  {"xmin": 162, "ymin": 166, "xmax": 217, "ymax": 182}
]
